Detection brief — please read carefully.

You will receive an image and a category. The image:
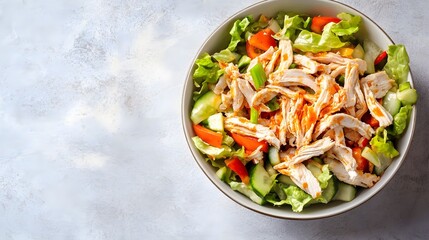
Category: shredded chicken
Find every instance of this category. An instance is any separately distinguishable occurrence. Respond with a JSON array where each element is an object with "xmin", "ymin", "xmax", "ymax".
[
  {"xmin": 277, "ymin": 39, "xmax": 294, "ymax": 71},
  {"xmin": 237, "ymin": 78, "xmax": 255, "ymax": 106},
  {"xmin": 362, "ymin": 82, "xmax": 393, "ymax": 127},
  {"xmin": 325, "ymin": 158, "xmax": 380, "ymax": 188},
  {"xmin": 269, "ymin": 69, "xmax": 319, "ymax": 92},
  {"xmin": 361, "ymin": 71, "xmax": 395, "ymax": 98},
  {"xmin": 313, "ymin": 113, "xmax": 374, "ymax": 140},
  {"xmin": 310, "ymin": 52, "xmax": 367, "ymax": 74}
]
